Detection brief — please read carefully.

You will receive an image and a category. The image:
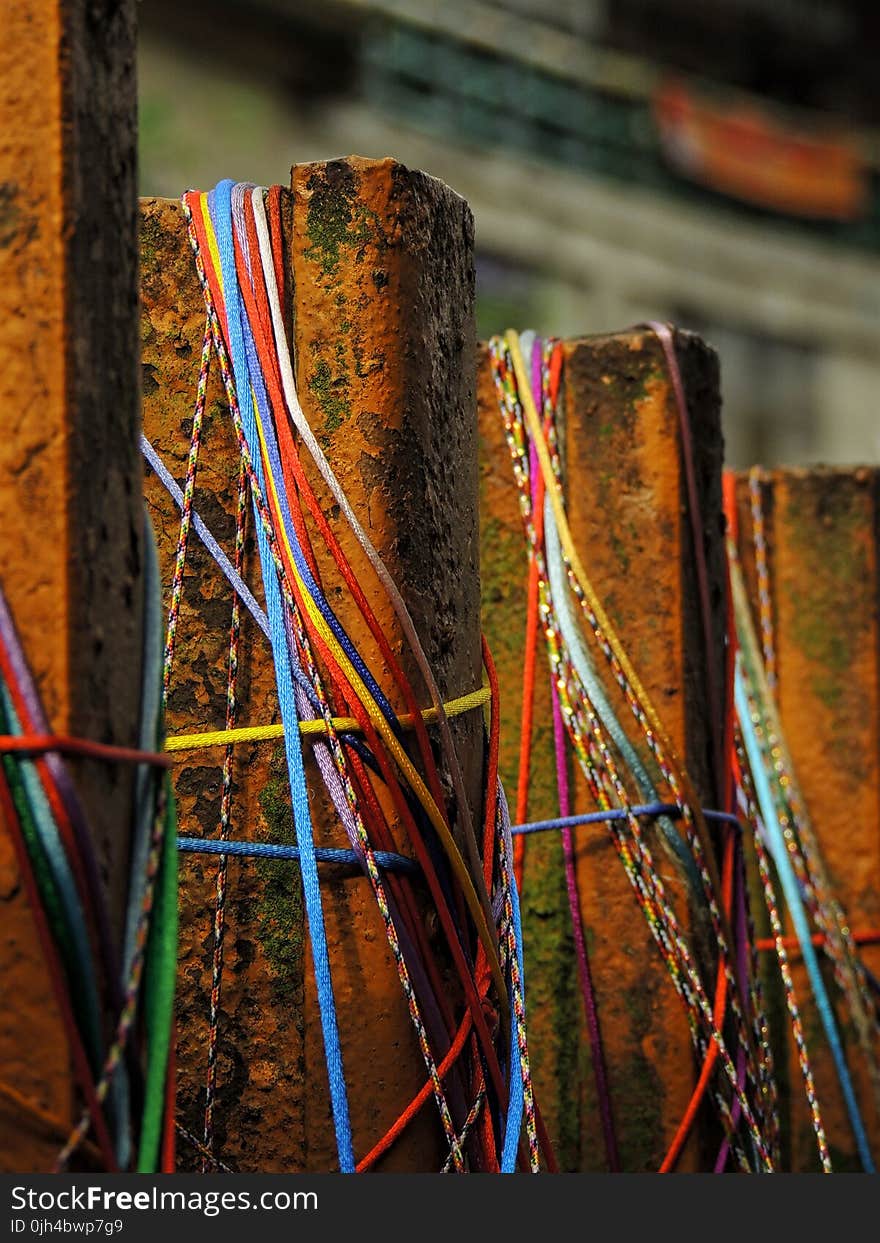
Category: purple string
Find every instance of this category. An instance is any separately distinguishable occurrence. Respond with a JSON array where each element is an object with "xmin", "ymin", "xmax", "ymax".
[
  {"xmin": 551, "ymin": 676, "xmax": 621, "ymax": 1171},
  {"xmin": 714, "ymin": 838, "xmax": 751, "ymax": 1172},
  {"xmin": 290, "ymin": 644, "xmax": 472, "ymax": 1137},
  {"xmin": 0, "ymin": 582, "xmax": 123, "ymax": 1011},
  {"xmin": 528, "ymin": 335, "xmax": 620, "ymax": 1172}
]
